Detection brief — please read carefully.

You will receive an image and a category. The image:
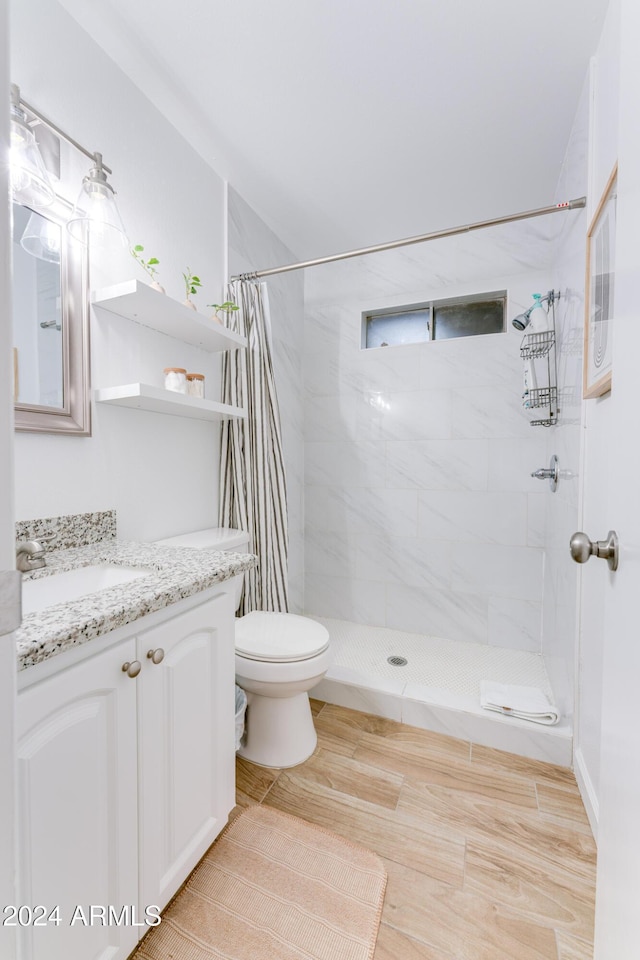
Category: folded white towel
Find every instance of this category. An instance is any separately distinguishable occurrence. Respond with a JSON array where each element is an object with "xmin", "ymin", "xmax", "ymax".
[{"xmin": 480, "ymin": 681, "xmax": 559, "ymax": 726}]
